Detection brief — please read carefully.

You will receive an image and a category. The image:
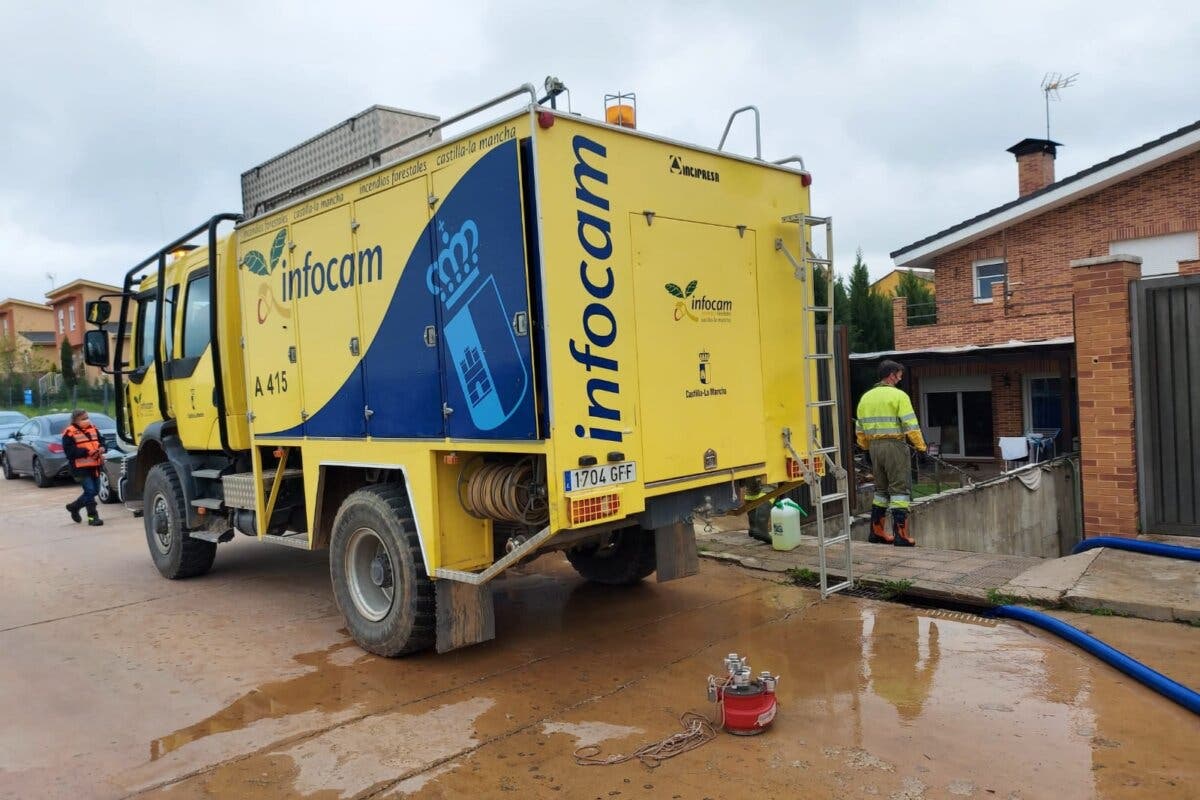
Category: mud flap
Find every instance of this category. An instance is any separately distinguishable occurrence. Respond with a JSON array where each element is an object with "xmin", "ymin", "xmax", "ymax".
[
  {"xmin": 435, "ymin": 580, "xmax": 496, "ymax": 653},
  {"xmin": 654, "ymin": 521, "xmax": 699, "ymax": 582}
]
